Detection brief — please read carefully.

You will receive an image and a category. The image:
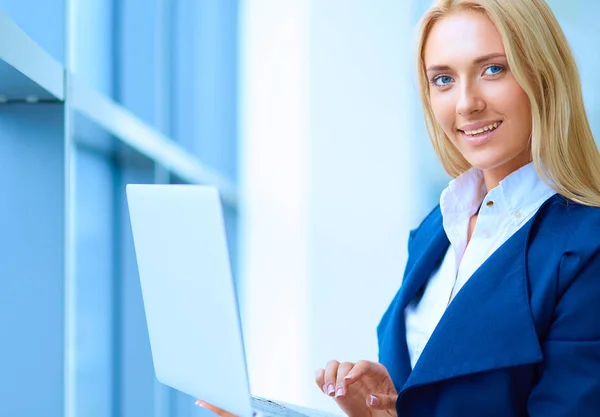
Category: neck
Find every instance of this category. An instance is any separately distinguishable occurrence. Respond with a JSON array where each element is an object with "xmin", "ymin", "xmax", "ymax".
[{"xmin": 482, "ymin": 151, "xmax": 531, "ymax": 192}]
